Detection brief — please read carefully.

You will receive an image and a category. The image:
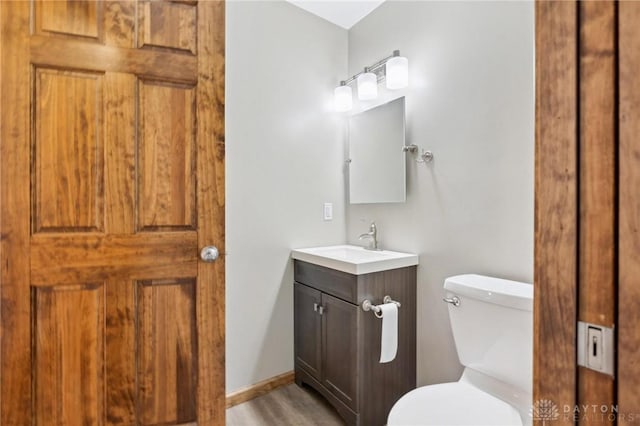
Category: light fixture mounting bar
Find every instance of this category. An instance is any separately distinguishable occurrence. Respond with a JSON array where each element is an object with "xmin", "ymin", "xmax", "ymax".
[{"xmin": 341, "ymin": 50, "xmax": 401, "ymax": 86}]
